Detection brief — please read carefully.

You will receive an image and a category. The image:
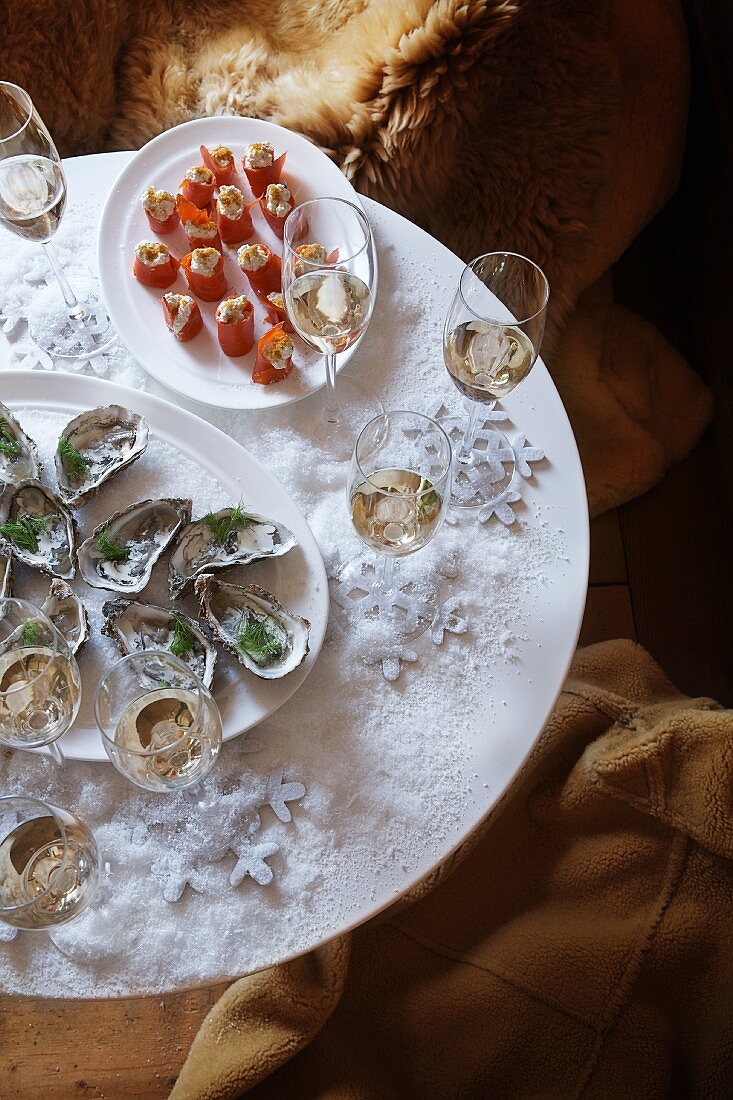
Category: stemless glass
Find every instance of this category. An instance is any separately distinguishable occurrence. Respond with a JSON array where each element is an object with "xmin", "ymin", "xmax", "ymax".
[
  {"xmin": 0, "ymin": 598, "xmax": 81, "ymax": 766},
  {"xmin": 95, "ymin": 651, "xmax": 222, "ymax": 797},
  {"xmin": 442, "ymin": 252, "xmax": 549, "ymax": 508},
  {"xmin": 334, "ymin": 411, "xmax": 452, "ymax": 640},
  {"xmin": 0, "ymin": 81, "xmax": 114, "ymax": 360},
  {"xmin": 282, "ymin": 196, "xmax": 382, "ymax": 444}
]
